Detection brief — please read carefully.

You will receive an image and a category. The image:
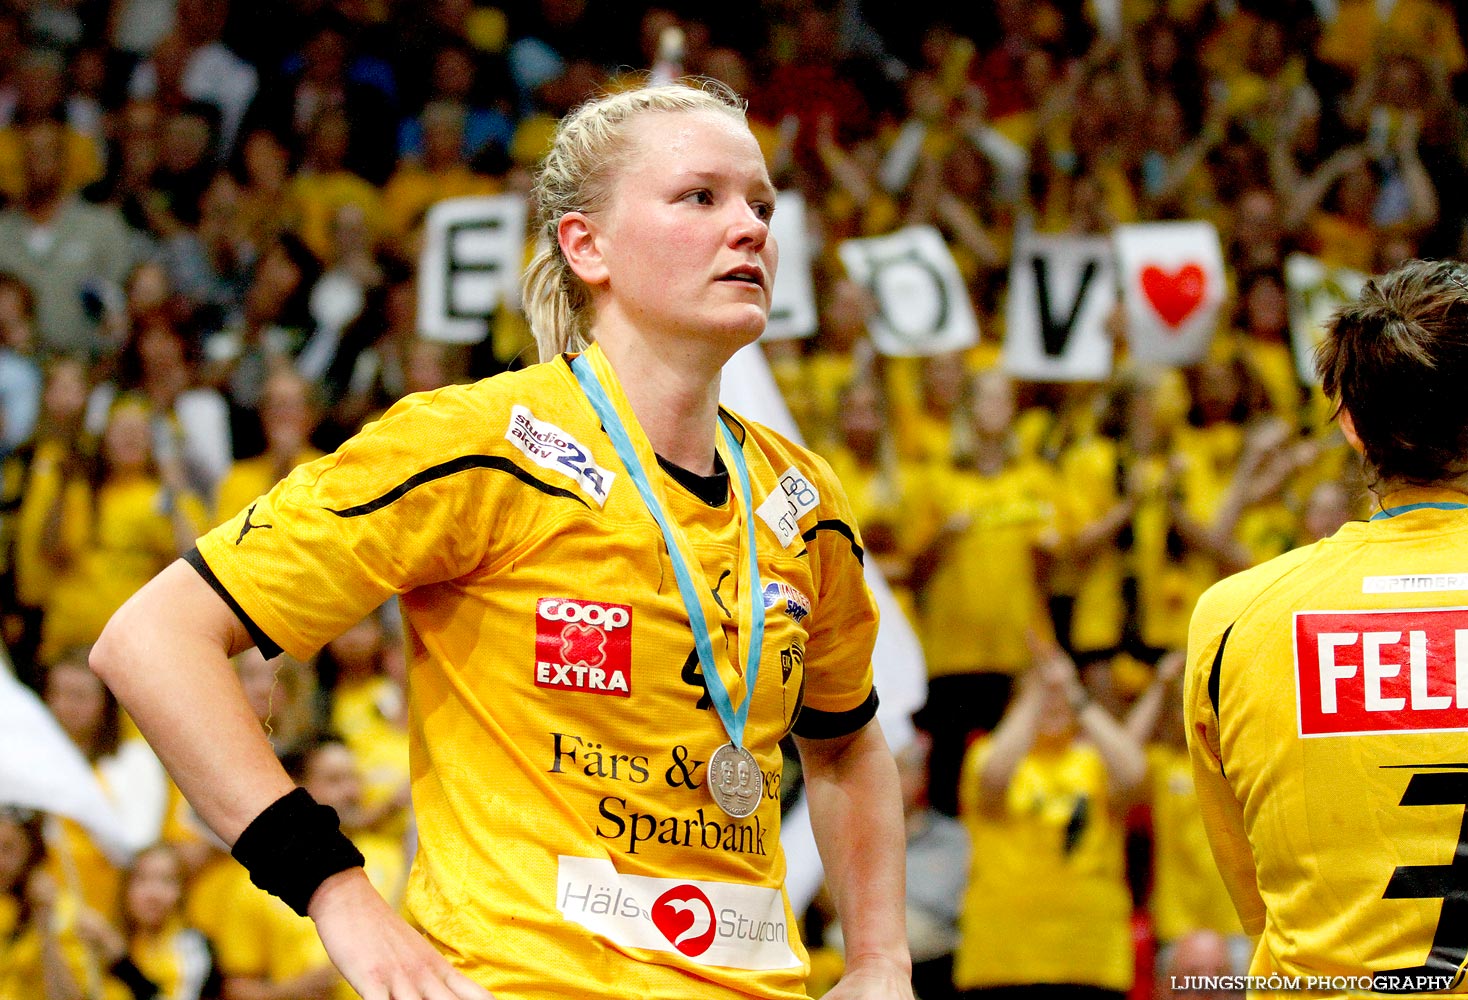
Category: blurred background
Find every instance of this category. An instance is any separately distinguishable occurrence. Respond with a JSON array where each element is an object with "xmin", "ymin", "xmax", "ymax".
[{"xmin": 0, "ymin": 1, "xmax": 1463, "ymax": 997}]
